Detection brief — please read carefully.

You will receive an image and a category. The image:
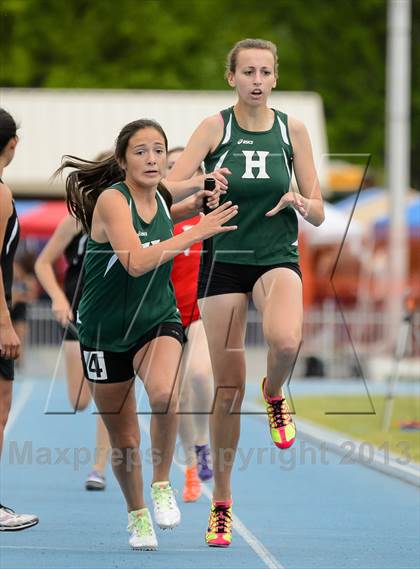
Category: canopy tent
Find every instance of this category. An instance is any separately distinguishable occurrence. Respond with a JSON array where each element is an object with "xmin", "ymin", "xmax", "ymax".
[
  {"xmin": 374, "ymin": 197, "xmax": 420, "ymax": 239},
  {"xmin": 15, "ymin": 200, "xmax": 68, "ymax": 238},
  {"xmin": 335, "ymin": 187, "xmax": 419, "ymax": 235}
]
